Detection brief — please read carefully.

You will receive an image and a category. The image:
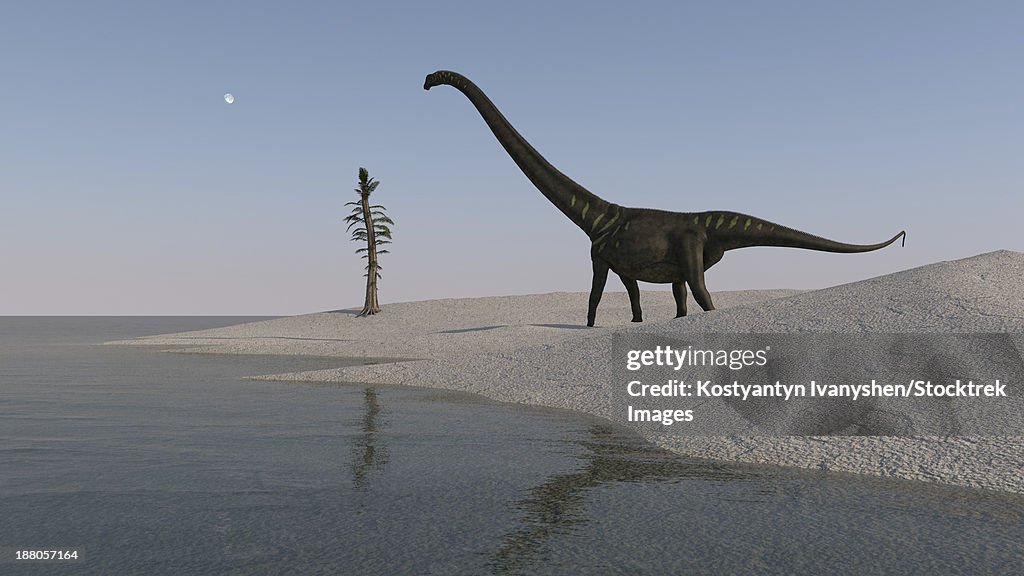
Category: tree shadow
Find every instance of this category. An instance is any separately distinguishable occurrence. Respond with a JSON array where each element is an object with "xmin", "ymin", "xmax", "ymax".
[{"xmin": 326, "ymin": 309, "xmax": 362, "ymax": 316}]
